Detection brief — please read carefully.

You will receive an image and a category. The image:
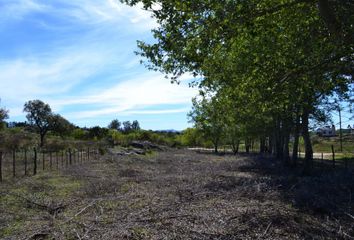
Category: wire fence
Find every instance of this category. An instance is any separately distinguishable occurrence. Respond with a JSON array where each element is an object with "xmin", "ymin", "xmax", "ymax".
[{"xmin": 0, "ymin": 147, "xmax": 99, "ymax": 182}]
